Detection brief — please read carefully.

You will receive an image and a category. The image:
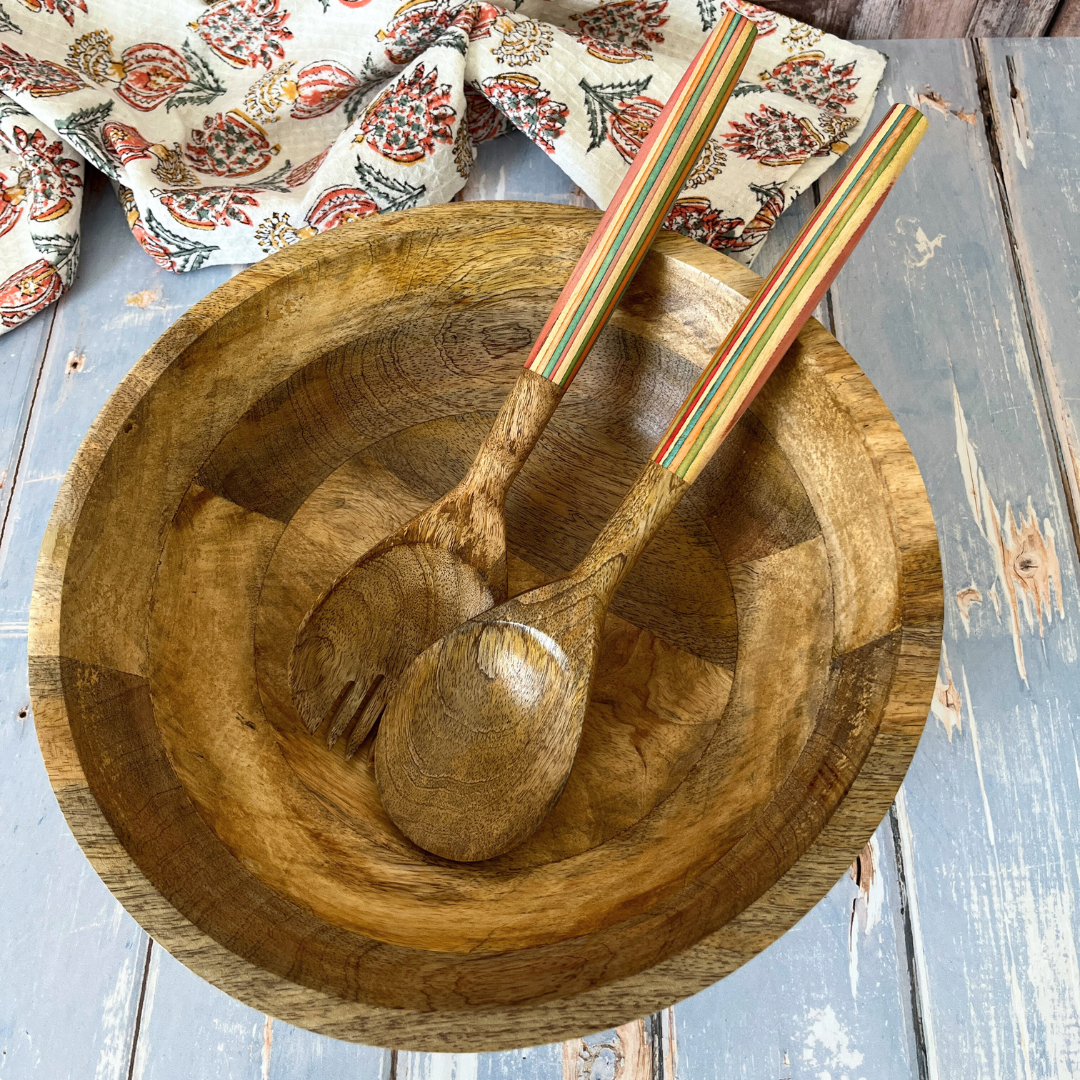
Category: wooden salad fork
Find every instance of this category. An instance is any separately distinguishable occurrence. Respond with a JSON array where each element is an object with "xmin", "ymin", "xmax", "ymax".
[
  {"xmin": 376, "ymin": 104, "xmax": 930, "ymax": 862},
  {"xmin": 288, "ymin": 12, "xmax": 758, "ymax": 754}
]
